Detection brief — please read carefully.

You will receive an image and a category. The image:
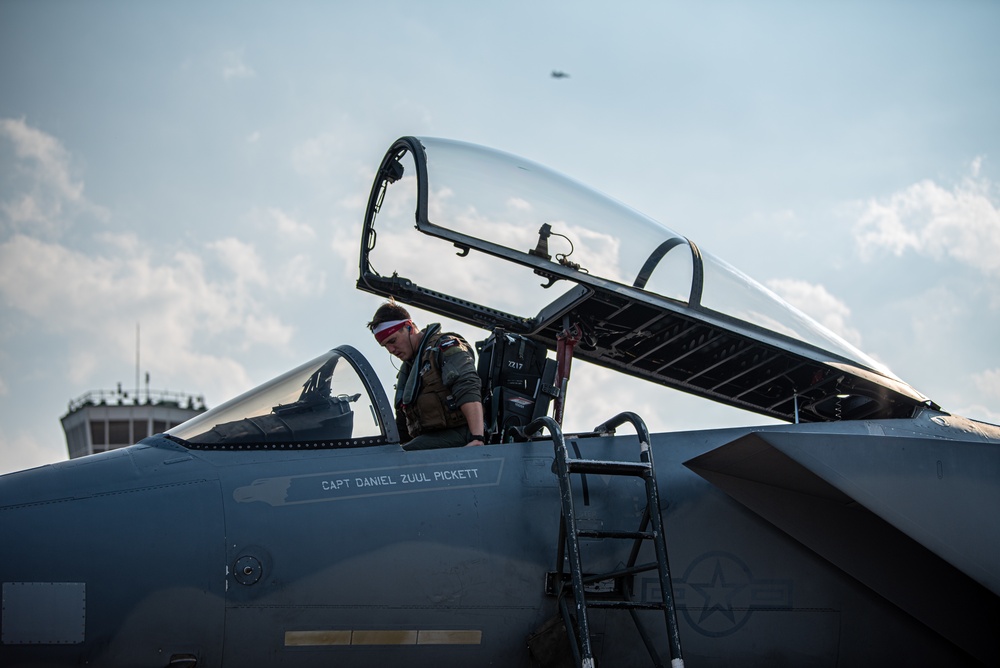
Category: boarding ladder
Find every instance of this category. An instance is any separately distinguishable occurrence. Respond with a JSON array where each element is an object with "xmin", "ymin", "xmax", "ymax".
[{"xmin": 526, "ymin": 413, "xmax": 684, "ymax": 668}]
